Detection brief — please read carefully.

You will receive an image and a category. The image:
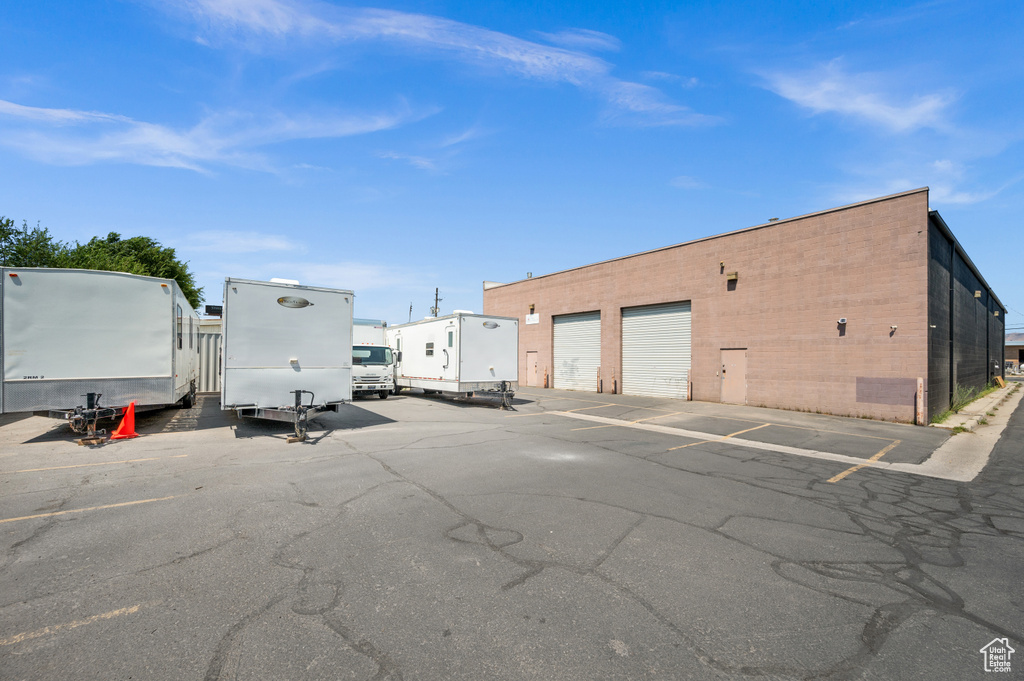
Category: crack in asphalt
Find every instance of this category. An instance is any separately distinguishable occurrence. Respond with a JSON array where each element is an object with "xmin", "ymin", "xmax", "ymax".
[
  {"xmin": 318, "ymin": 405, "xmax": 1024, "ymax": 679},
  {"xmin": 201, "ymin": 480, "xmax": 406, "ymax": 681}
]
